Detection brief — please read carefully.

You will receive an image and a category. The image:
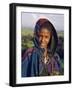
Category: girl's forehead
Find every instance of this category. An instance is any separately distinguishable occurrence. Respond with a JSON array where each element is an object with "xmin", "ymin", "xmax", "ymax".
[{"xmin": 39, "ymin": 28, "xmax": 51, "ymax": 34}]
